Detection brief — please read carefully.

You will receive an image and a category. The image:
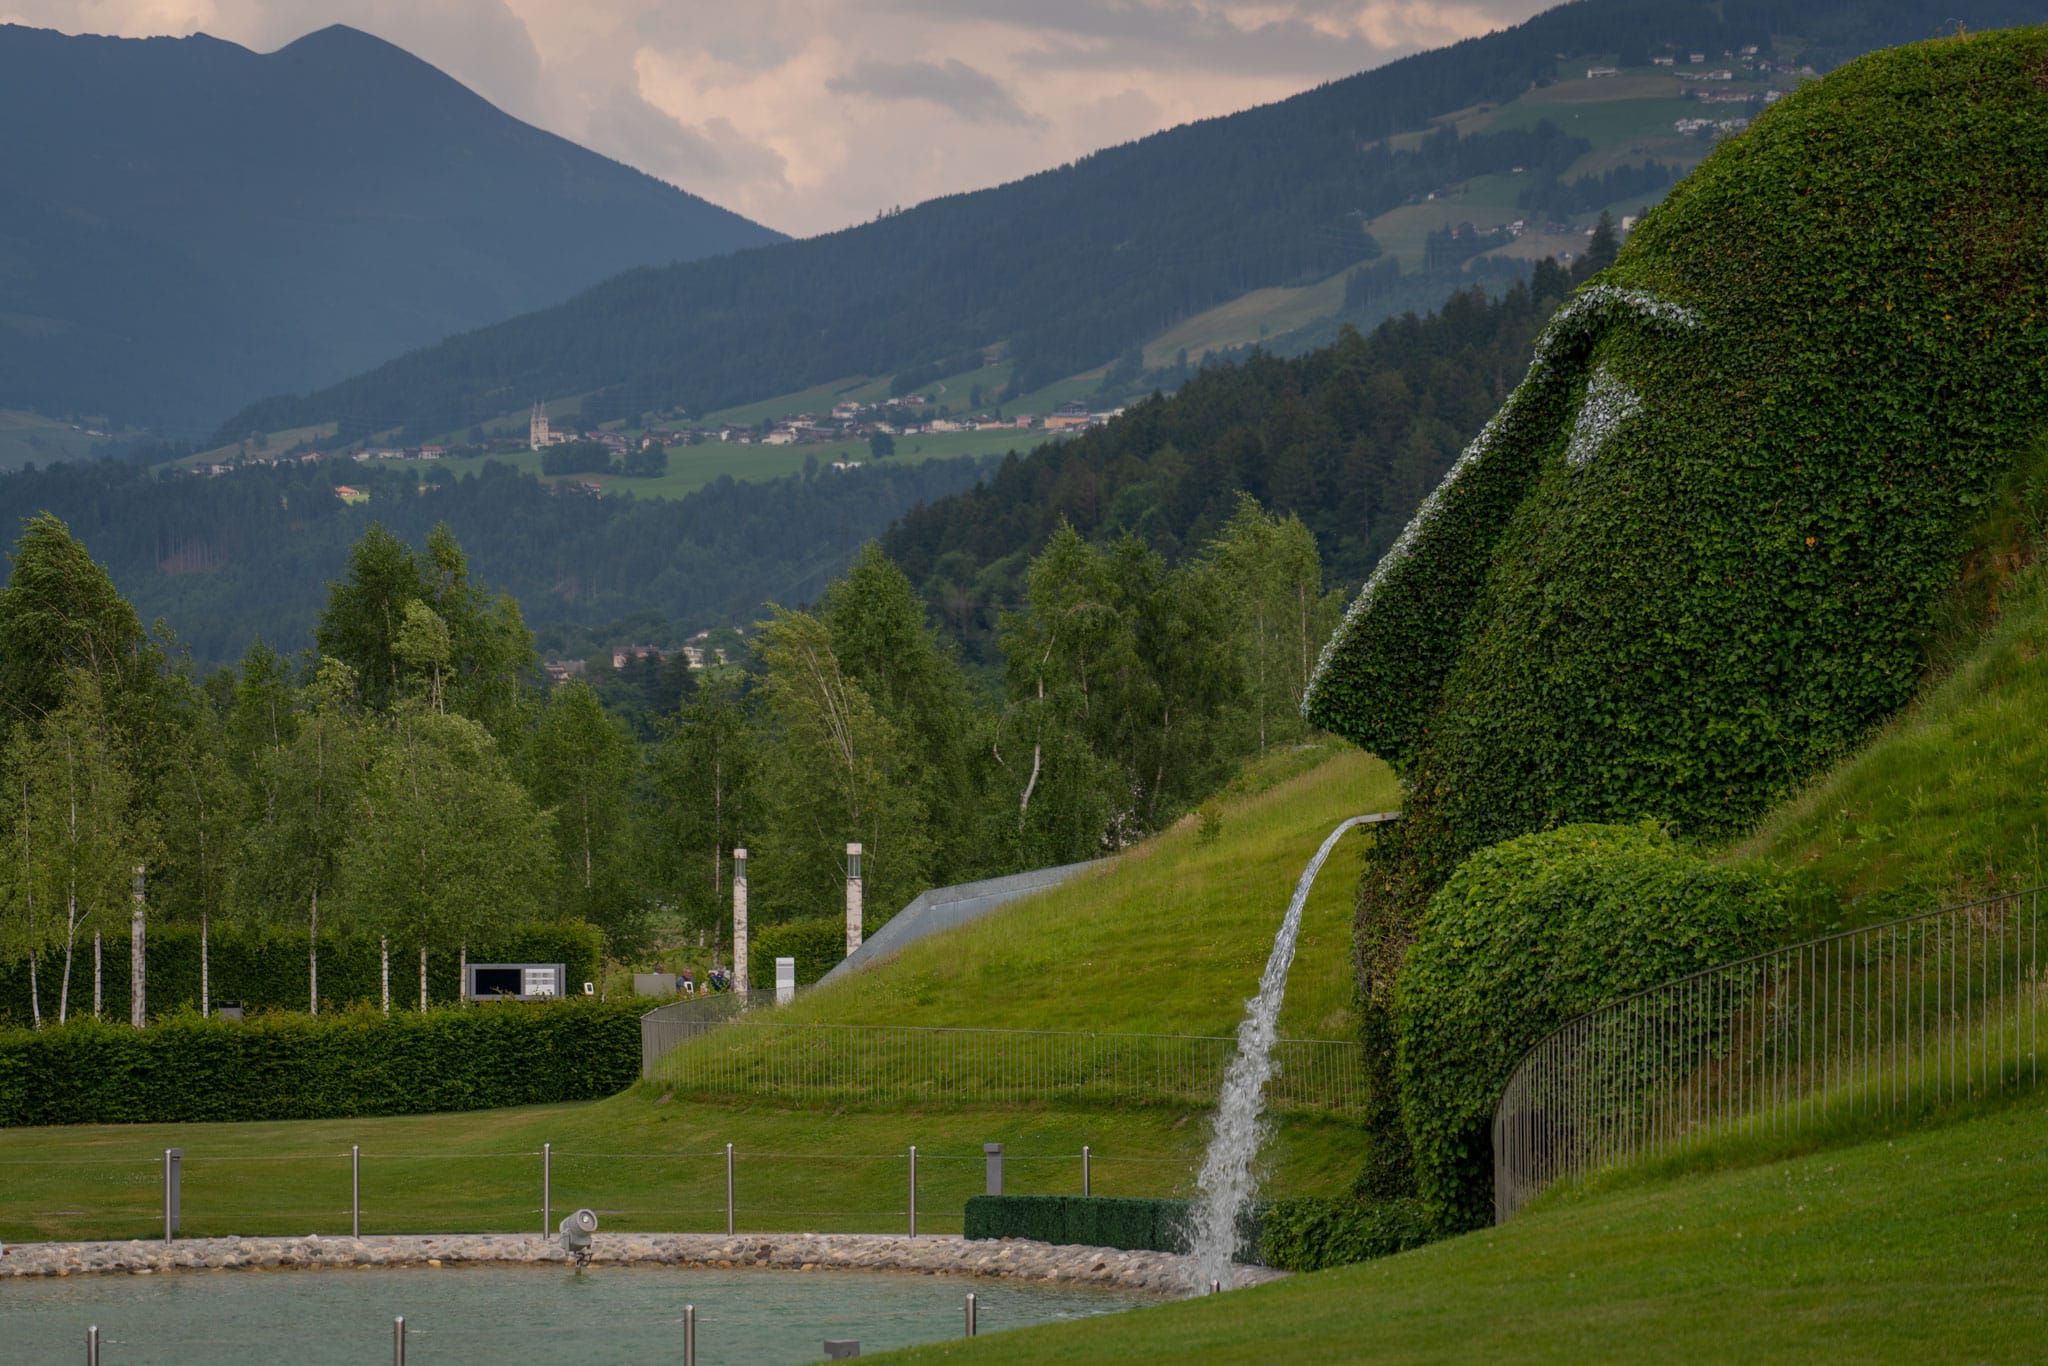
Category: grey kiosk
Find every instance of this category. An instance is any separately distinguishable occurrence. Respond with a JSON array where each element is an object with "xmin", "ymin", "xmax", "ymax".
[{"xmin": 465, "ymin": 963, "xmax": 569, "ymax": 1001}]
